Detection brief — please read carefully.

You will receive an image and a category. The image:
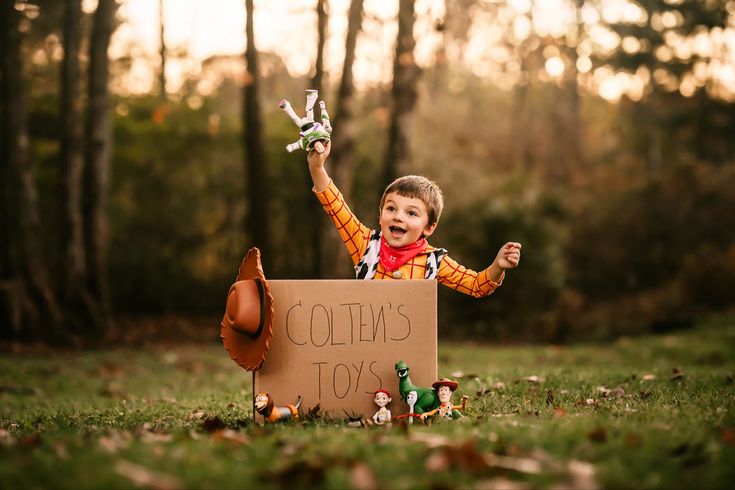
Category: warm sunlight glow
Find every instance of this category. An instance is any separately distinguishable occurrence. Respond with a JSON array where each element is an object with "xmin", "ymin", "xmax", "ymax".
[
  {"xmin": 109, "ymin": 0, "xmax": 735, "ymax": 103},
  {"xmin": 545, "ymin": 56, "xmax": 565, "ymax": 77}
]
